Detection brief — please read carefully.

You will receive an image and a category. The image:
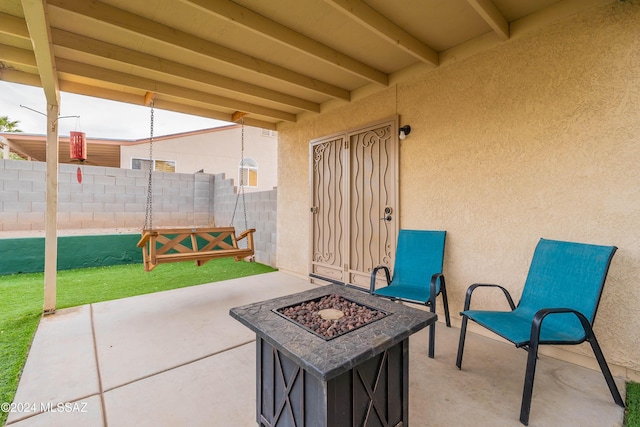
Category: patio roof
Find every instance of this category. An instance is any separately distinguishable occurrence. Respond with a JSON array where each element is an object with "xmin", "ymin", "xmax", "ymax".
[
  {"xmin": 0, "ymin": 0, "xmax": 610, "ymax": 129},
  {"xmin": 0, "ymin": 124, "xmax": 240, "ymax": 167},
  {"xmin": 0, "ymin": 132, "xmax": 123, "ymax": 167},
  {"xmin": 6, "ymin": 272, "xmax": 625, "ymax": 426}
]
